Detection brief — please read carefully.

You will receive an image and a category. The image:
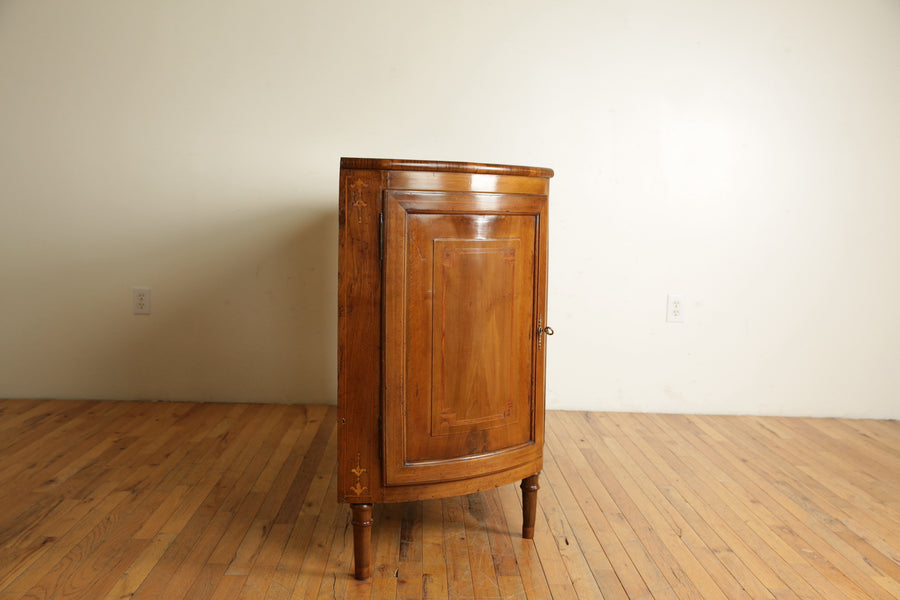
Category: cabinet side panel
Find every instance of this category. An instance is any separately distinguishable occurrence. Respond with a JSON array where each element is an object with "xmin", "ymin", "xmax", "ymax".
[{"xmin": 337, "ymin": 168, "xmax": 383, "ymax": 503}]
